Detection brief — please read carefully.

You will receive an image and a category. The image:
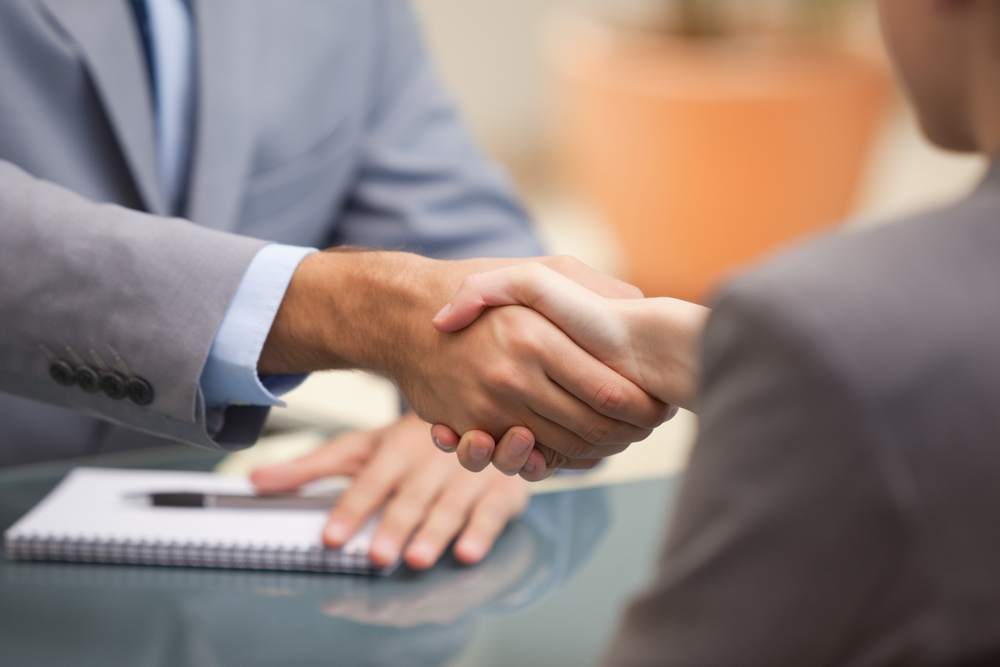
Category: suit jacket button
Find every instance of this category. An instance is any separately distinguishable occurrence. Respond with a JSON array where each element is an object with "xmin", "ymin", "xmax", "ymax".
[
  {"xmin": 75, "ymin": 366, "xmax": 100, "ymax": 393},
  {"xmin": 127, "ymin": 377, "xmax": 154, "ymax": 405},
  {"xmin": 99, "ymin": 371, "xmax": 128, "ymax": 399},
  {"xmin": 49, "ymin": 361, "xmax": 76, "ymax": 386}
]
